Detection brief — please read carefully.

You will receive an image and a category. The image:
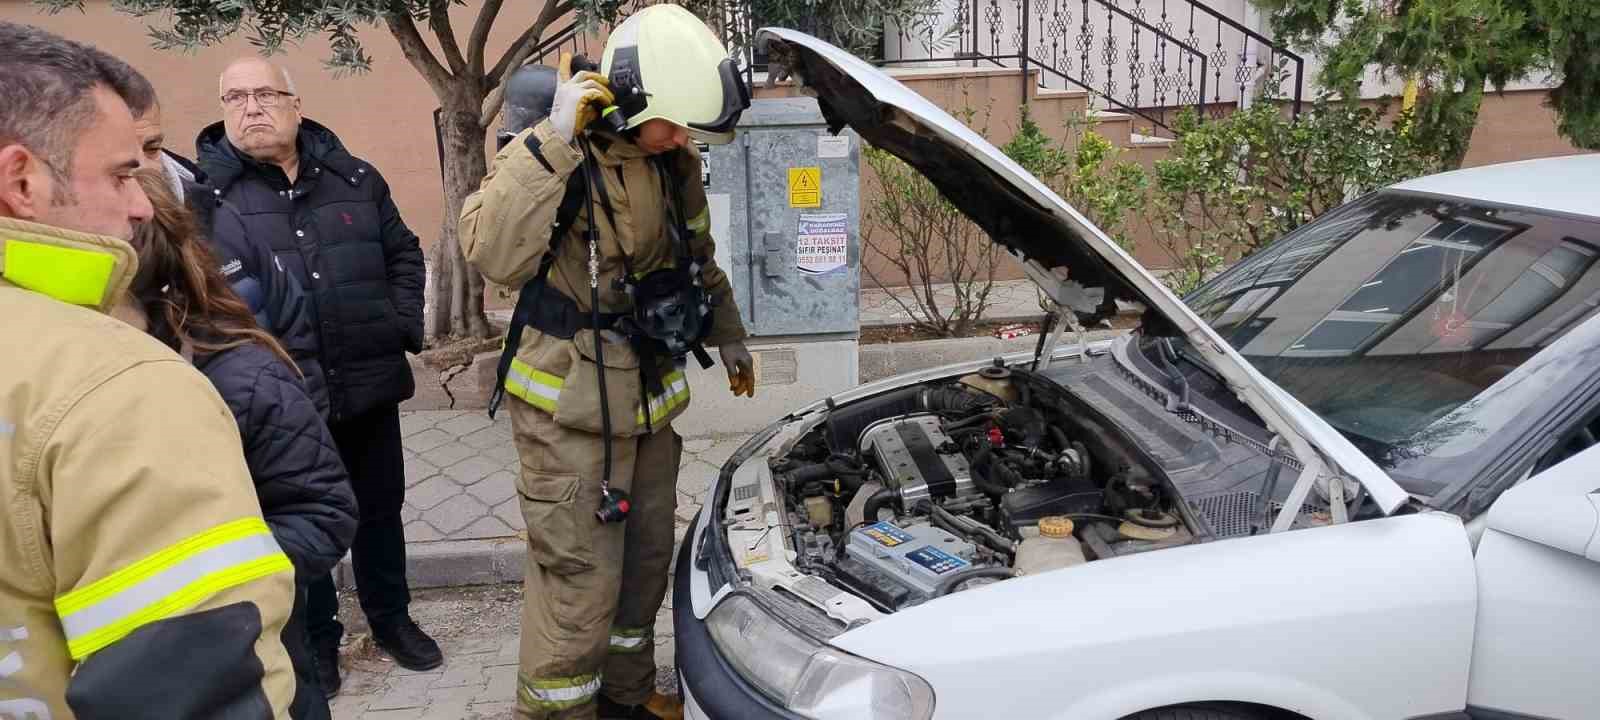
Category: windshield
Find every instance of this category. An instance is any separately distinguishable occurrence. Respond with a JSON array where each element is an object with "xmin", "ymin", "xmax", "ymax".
[{"xmin": 1185, "ymin": 190, "xmax": 1600, "ymax": 495}]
